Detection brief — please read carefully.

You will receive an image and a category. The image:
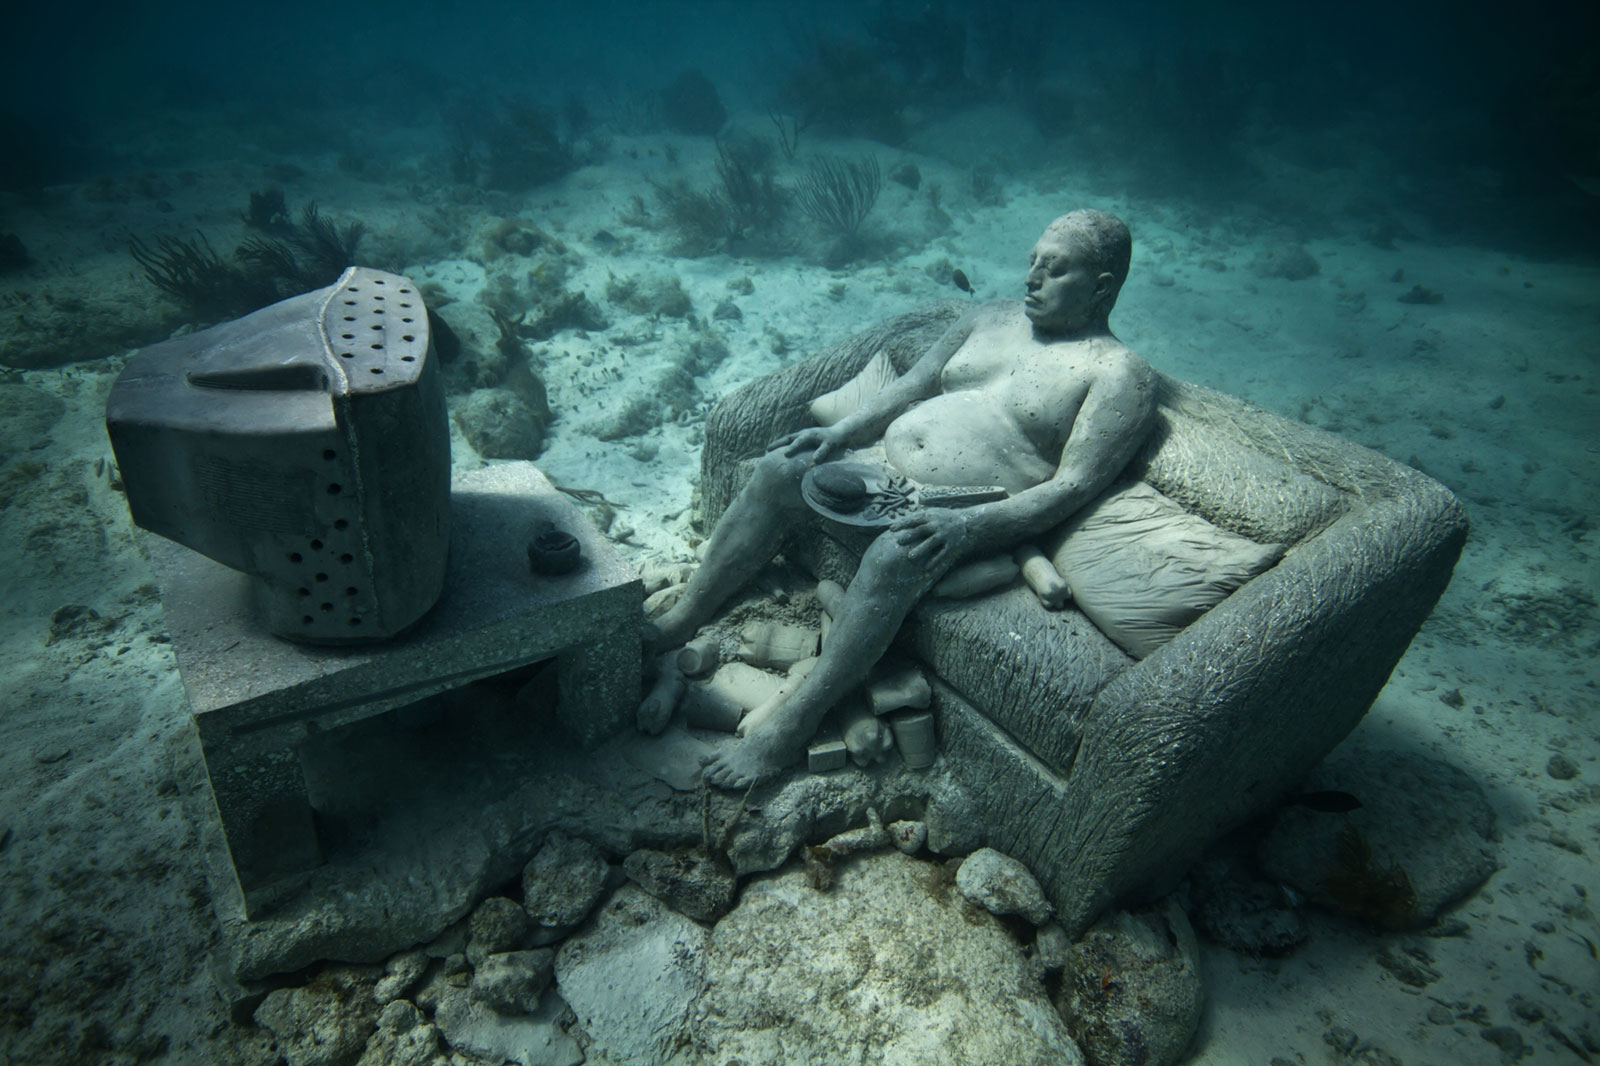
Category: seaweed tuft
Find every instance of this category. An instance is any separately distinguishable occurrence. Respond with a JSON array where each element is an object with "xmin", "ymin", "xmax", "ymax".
[
  {"xmin": 1320, "ymin": 826, "xmax": 1419, "ymax": 930},
  {"xmin": 796, "ymin": 154, "xmax": 881, "ymax": 239},
  {"xmin": 796, "ymin": 153, "xmax": 882, "ymax": 265},
  {"xmin": 650, "ymin": 178, "xmax": 731, "ymax": 258},
  {"xmin": 648, "ymin": 137, "xmax": 792, "ymax": 258},
  {"xmin": 130, "ymin": 201, "xmax": 371, "ymax": 324},
  {"xmin": 287, "ymin": 202, "xmax": 366, "ymax": 285},
  {"xmin": 128, "ymin": 233, "xmax": 281, "ymax": 323},
  {"xmin": 242, "ymin": 187, "xmax": 291, "ymax": 233},
  {"xmin": 714, "ymin": 135, "xmax": 789, "ymax": 250}
]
